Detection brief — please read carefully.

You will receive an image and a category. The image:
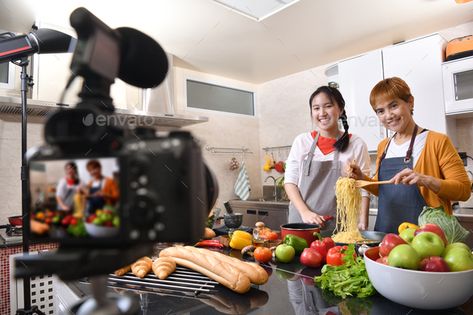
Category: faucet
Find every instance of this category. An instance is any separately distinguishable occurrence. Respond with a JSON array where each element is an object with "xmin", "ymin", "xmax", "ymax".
[{"xmin": 264, "ymin": 176, "xmax": 278, "ymax": 201}]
